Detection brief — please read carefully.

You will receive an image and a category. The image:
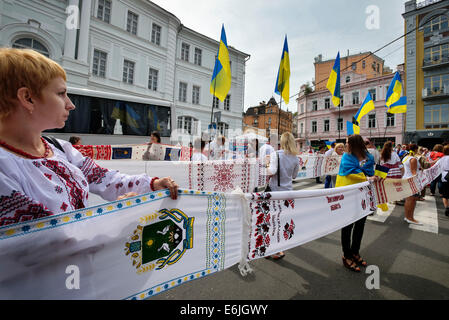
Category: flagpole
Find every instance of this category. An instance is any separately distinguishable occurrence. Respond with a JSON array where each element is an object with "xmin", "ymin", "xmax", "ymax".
[
  {"xmin": 209, "ymin": 56, "xmax": 218, "ymax": 160},
  {"xmin": 338, "ymin": 105, "xmax": 341, "ymax": 140}
]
